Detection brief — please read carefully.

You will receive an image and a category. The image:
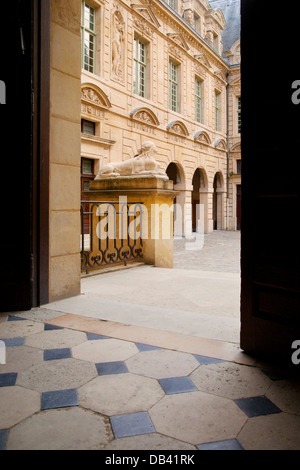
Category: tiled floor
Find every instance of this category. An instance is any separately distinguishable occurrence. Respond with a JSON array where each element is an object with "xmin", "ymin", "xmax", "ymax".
[{"xmin": 1, "ymin": 309, "xmax": 300, "ymax": 450}]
